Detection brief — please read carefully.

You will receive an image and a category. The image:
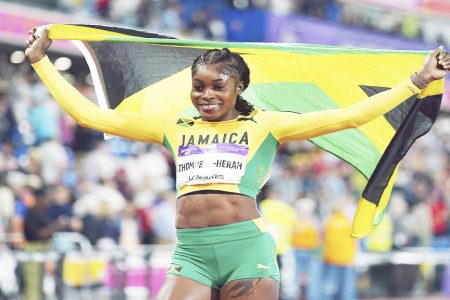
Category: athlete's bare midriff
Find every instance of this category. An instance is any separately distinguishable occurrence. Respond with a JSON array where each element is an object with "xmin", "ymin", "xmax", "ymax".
[{"xmin": 176, "ymin": 193, "xmax": 260, "ymax": 228}]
